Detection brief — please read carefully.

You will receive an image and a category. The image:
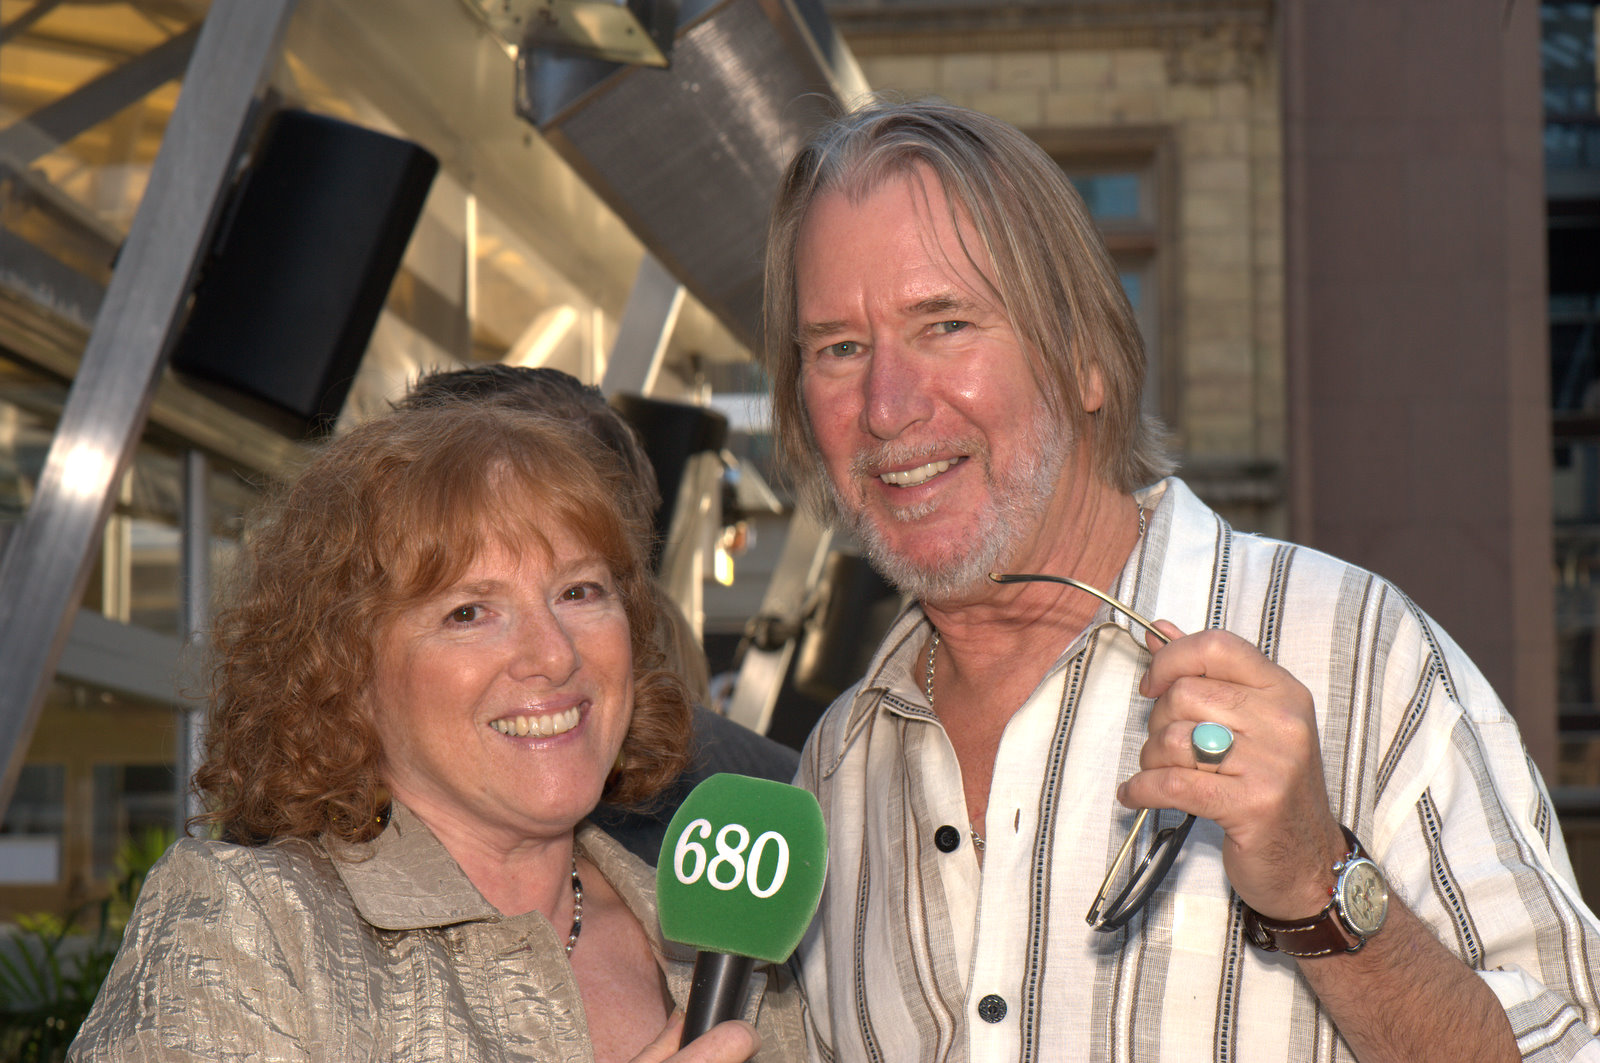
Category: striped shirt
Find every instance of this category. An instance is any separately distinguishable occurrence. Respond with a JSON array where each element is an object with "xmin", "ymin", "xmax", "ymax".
[{"xmin": 794, "ymin": 477, "xmax": 1600, "ymax": 1062}]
